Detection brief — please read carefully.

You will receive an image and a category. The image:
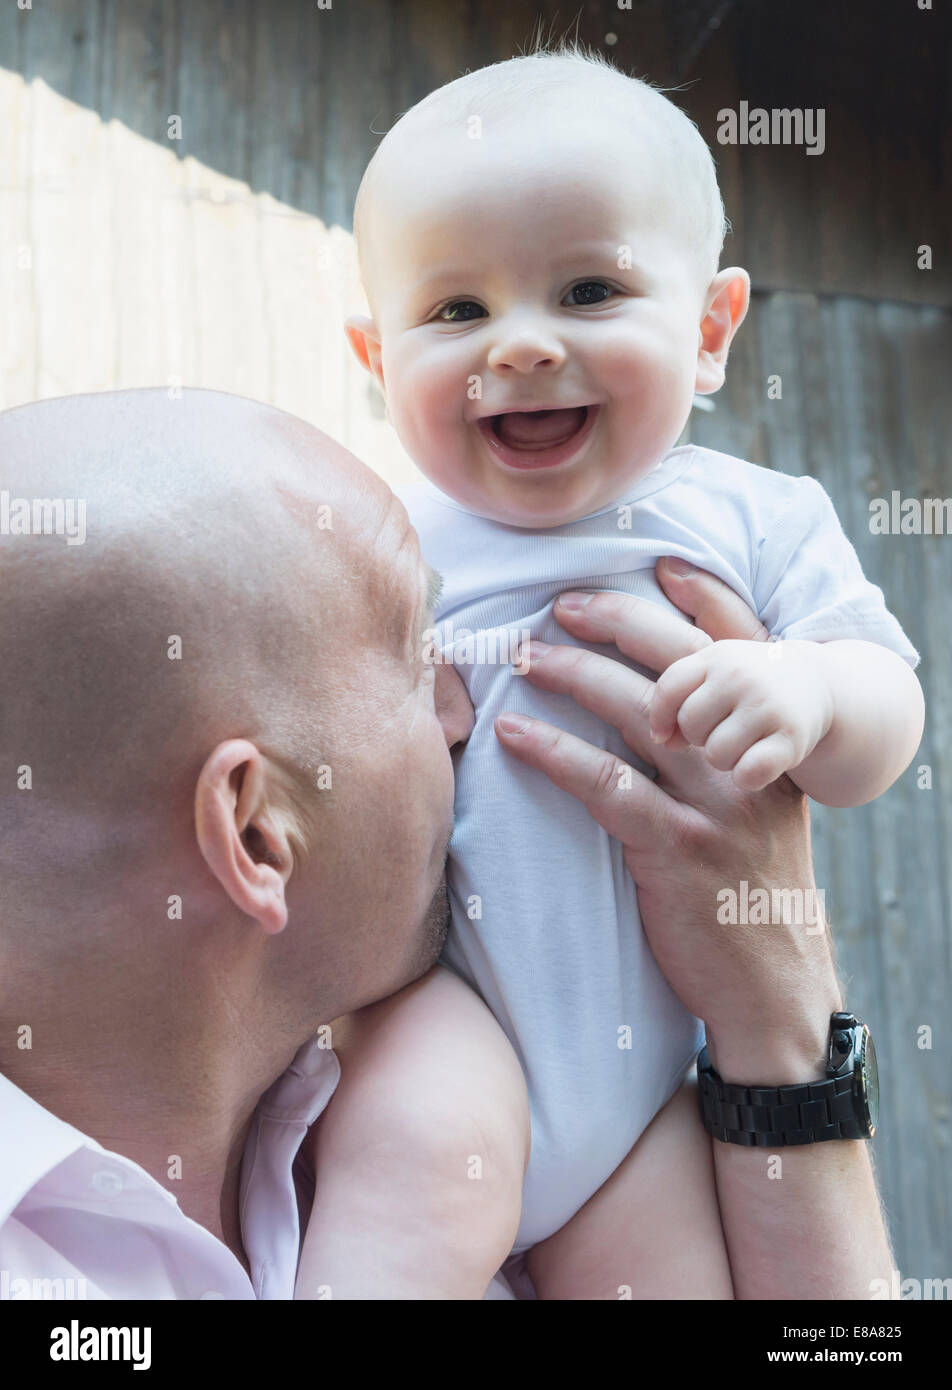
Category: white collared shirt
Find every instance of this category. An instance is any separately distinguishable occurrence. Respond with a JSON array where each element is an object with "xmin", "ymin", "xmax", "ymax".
[{"xmin": 0, "ymin": 1036, "xmax": 341, "ymax": 1300}]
